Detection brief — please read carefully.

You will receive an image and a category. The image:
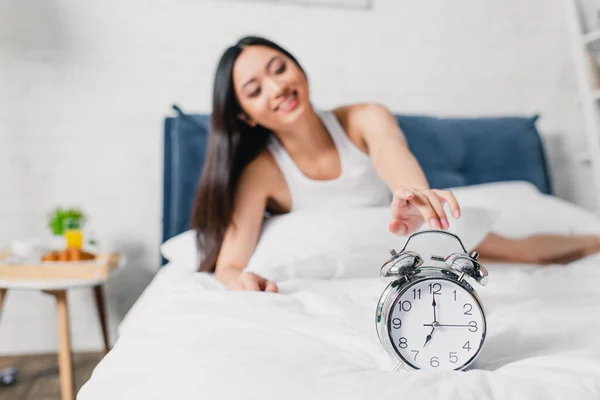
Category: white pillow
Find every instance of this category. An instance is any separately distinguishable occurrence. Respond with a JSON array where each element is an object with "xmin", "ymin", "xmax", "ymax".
[
  {"xmin": 244, "ymin": 205, "xmax": 499, "ymax": 281},
  {"xmin": 160, "ymin": 180, "xmax": 549, "ymax": 277},
  {"xmin": 159, "ymin": 205, "xmax": 497, "ymax": 278},
  {"xmin": 160, "ymin": 229, "xmax": 199, "ymax": 273}
]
